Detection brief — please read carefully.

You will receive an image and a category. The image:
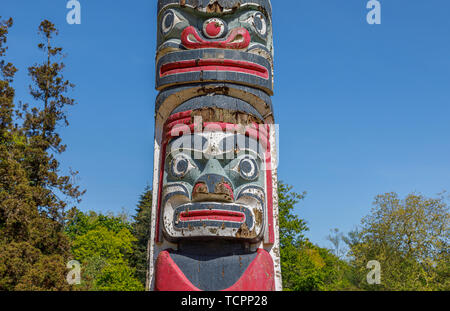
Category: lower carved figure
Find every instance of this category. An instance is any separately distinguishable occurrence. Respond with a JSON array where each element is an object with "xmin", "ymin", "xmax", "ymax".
[{"xmin": 150, "ymin": 98, "xmax": 279, "ymax": 291}]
